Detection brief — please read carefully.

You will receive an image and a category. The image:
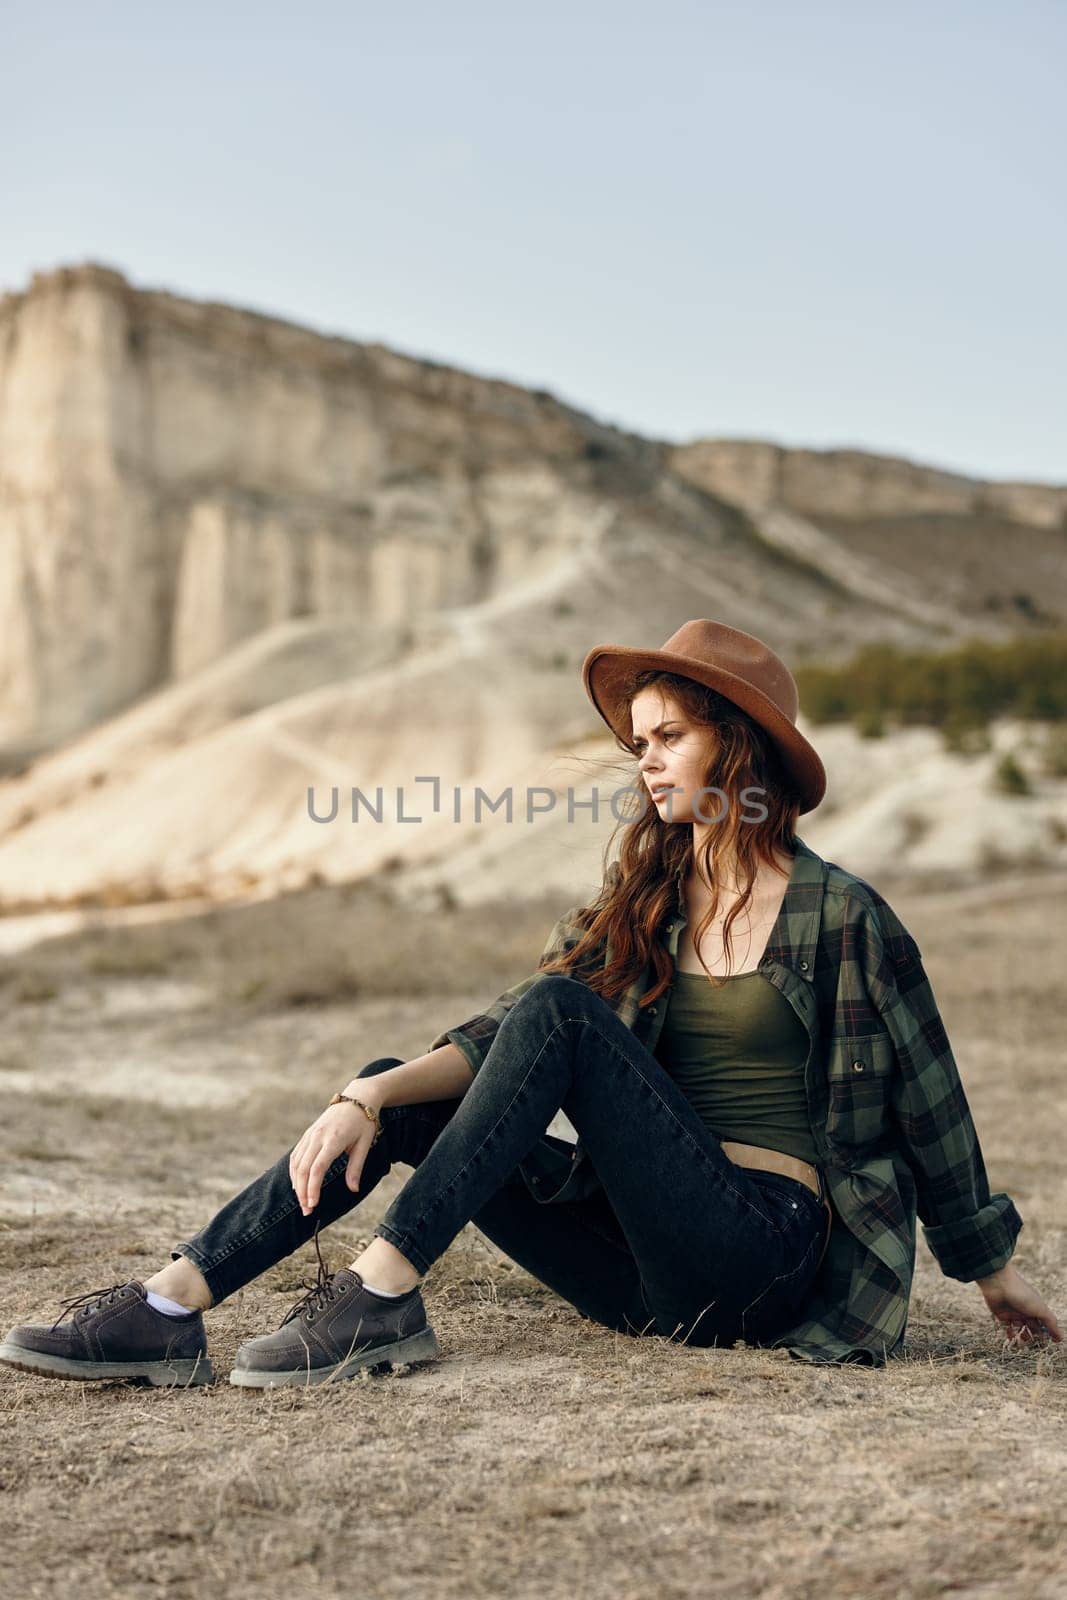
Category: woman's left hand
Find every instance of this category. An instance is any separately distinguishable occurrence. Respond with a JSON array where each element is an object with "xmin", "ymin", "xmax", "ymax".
[
  {"xmin": 289, "ymin": 1091, "xmax": 382, "ymax": 1216},
  {"xmin": 977, "ymin": 1262, "xmax": 1062, "ymax": 1347}
]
